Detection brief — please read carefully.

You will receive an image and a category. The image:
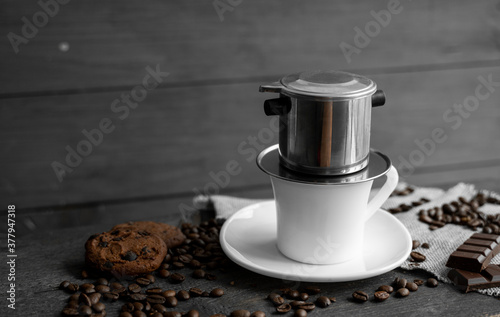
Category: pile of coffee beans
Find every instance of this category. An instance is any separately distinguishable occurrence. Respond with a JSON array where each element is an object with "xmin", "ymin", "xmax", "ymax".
[
  {"xmin": 352, "ymin": 276, "xmax": 438, "ymax": 303},
  {"xmin": 265, "ymin": 286, "xmax": 335, "ymax": 315},
  {"xmin": 390, "ymin": 186, "xmax": 415, "ymax": 197},
  {"xmin": 418, "ymin": 193, "xmax": 500, "ymax": 231},
  {"xmin": 388, "ymin": 197, "xmax": 431, "ymax": 214}
]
